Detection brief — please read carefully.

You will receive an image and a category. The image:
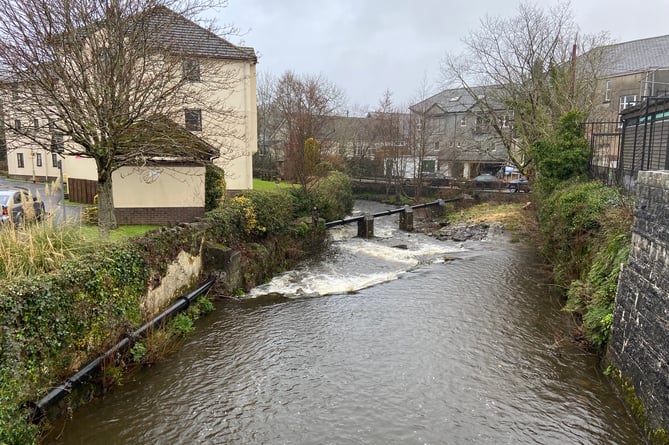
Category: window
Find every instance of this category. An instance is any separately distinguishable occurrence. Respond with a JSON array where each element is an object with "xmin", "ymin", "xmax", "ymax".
[
  {"xmin": 475, "ymin": 115, "xmax": 483, "ymax": 129},
  {"xmin": 51, "ymin": 132, "xmax": 64, "ymax": 153},
  {"xmin": 33, "ymin": 118, "xmax": 39, "ymax": 130},
  {"xmin": 14, "ymin": 119, "xmax": 21, "ymax": 130},
  {"xmin": 460, "ymin": 116, "xmax": 467, "ymax": 127},
  {"xmin": 618, "ymin": 95, "xmax": 638, "ymax": 127},
  {"xmin": 52, "ymin": 153, "xmax": 58, "ymax": 167},
  {"xmin": 17, "ymin": 153, "xmax": 24, "ymax": 168},
  {"xmin": 183, "ymin": 59, "xmax": 201, "ymax": 81},
  {"xmin": 48, "ymin": 119, "xmax": 55, "ymax": 132},
  {"xmin": 422, "ymin": 159, "xmax": 436, "ymax": 173},
  {"xmin": 36, "ymin": 153, "xmax": 42, "ymax": 167},
  {"xmin": 619, "ymin": 95, "xmax": 637, "ymax": 112},
  {"xmin": 184, "ymin": 109, "xmax": 202, "ymax": 131},
  {"xmin": 434, "ymin": 141, "xmax": 440, "ymax": 150},
  {"xmin": 604, "ymin": 80, "xmax": 611, "ymax": 102}
]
